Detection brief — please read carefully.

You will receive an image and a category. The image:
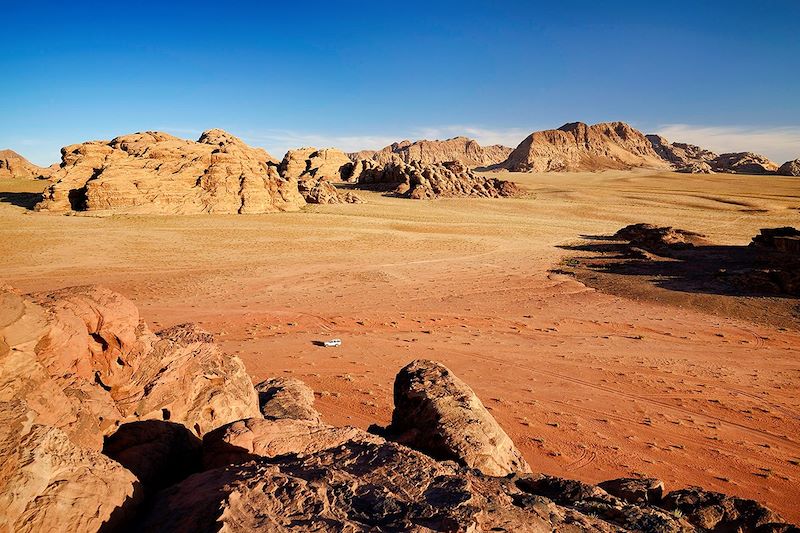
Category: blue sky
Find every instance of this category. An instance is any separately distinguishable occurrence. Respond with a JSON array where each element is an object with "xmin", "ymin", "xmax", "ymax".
[{"xmin": 2, "ymin": 0, "xmax": 799, "ymax": 165}]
